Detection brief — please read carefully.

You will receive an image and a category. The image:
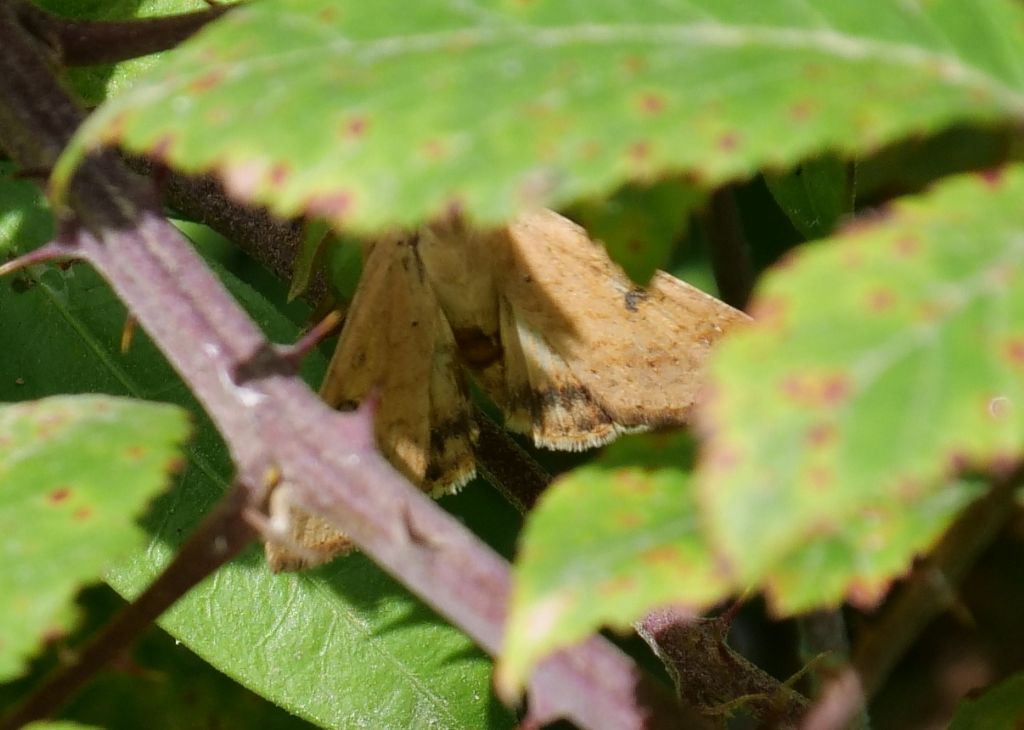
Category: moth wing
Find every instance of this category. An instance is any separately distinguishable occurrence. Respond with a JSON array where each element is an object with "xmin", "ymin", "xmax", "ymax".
[
  {"xmin": 267, "ymin": 234, "xmax": 475, "ymax": 571},
  {"xmin": 320, "ymin": 233, "xmax": 476, "ymax": 491},
  {"xmin": 492, "ymin": 209, "xmax": 749, "ymax": 437},
  {"xmin": 264, "ymin": 502, "xmax": 354, "ymax": 572},
  {"xmin": 498, "ymin": 295, "xmax": 619, "ymax": 450}
]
